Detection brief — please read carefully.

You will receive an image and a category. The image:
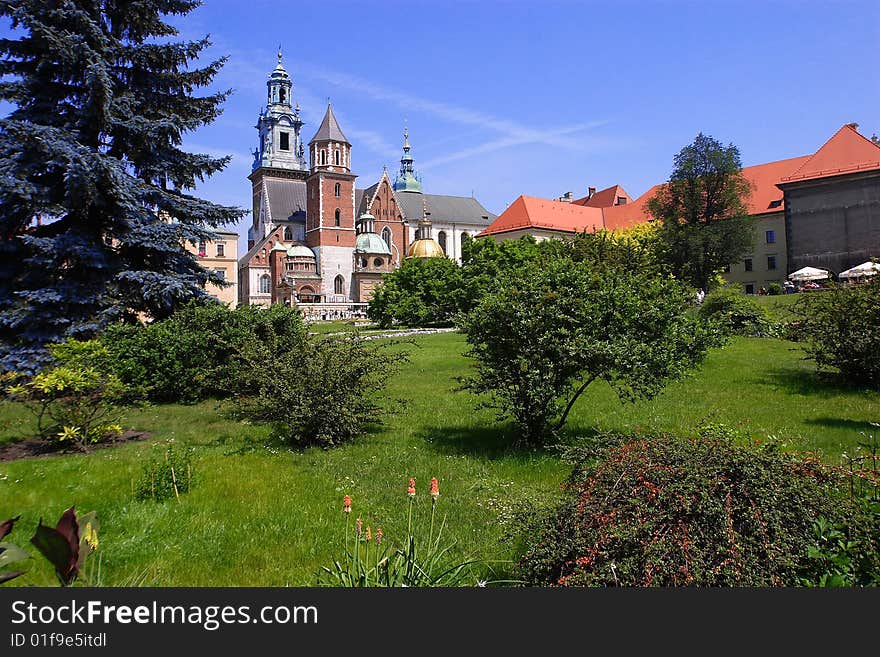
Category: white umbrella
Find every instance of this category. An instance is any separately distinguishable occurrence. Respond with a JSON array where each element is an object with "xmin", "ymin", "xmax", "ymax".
[
  {"xmin": 838, "ymin": 261, "xmax": 880, "ymax": 279},
  {"xmin": 789, "ymin": 266, "xmax": 830, "ymax": 281}
]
